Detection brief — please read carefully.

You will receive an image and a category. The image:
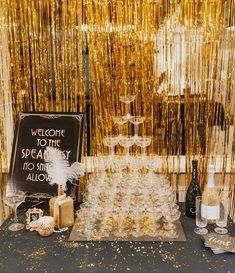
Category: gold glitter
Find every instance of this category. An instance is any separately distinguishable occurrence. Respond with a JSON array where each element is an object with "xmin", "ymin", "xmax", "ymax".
[{"xmin": 27, "ymin": 247, "xmax": 46, "ymax": 259}]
